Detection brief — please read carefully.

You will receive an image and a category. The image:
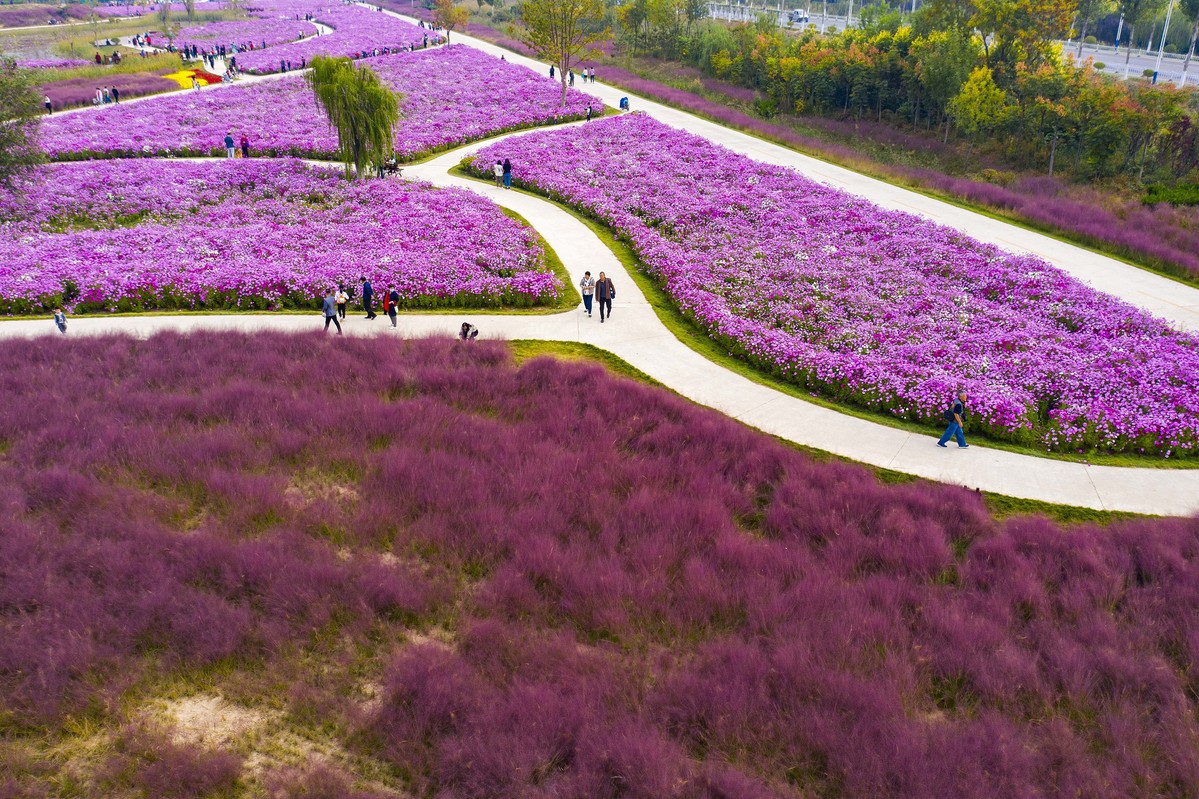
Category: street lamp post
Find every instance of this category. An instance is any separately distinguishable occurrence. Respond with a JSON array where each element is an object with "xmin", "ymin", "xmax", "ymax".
[{"xmin": 1153, "ymin": 0, "xmax": 1176, "ymax": 83}]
